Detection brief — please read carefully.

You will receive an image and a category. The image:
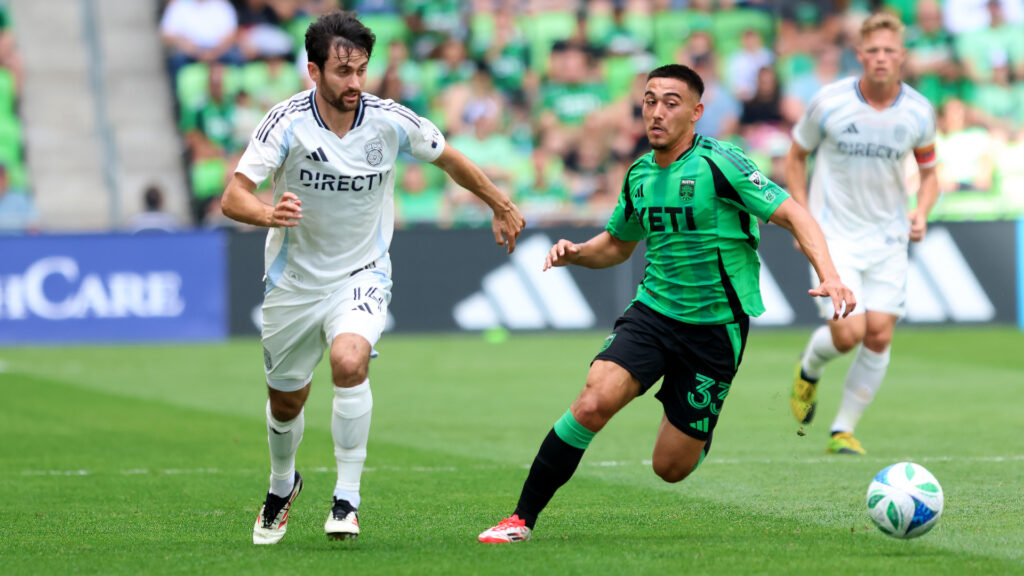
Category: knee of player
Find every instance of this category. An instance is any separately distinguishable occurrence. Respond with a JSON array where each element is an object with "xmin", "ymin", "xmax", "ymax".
[
  {"xmin": 652, "ymin": 459, "xmax": 692, "ymax": 484},
  {"xmin": 832, "ymin": 332, "xmax": 862, "ymax": 353},
  {"xmin": 862, "ymin": 331, "xmax": 892, "ymax": 352},
  {"xmin": 570, "ymin": 395, "xmax": 614, "ymax": 431},
  {"xmin": 330, "ymin": 355, "xmax": 368, "ymax": 387}
]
